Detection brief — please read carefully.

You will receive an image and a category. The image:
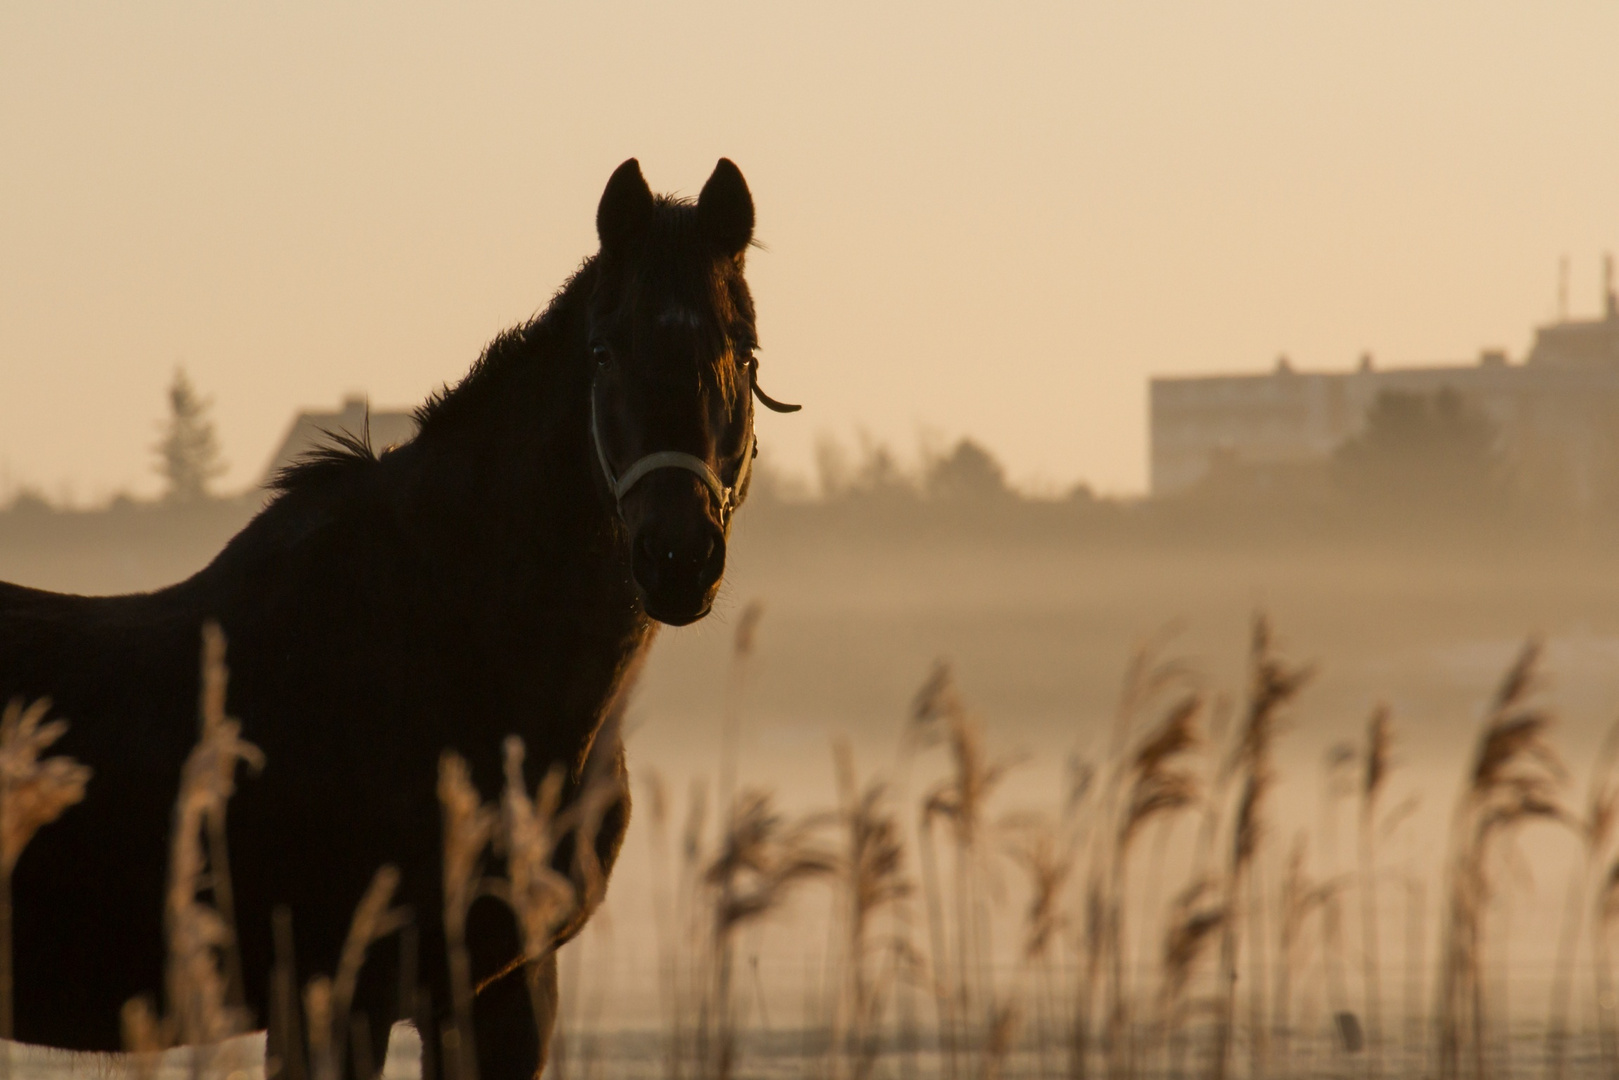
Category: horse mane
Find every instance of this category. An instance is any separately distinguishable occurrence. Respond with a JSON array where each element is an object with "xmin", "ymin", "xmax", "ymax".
[
  {"xmin": 267, "ymin": 428, "xmax": 379, "ymax": 495},
  {"xmin": 267, "ymin": 259, "xmax": 600, "ymax": 501},
  {"xmin": 411, "ymin": 257, "xmax": 598, "ymax": 440}
]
